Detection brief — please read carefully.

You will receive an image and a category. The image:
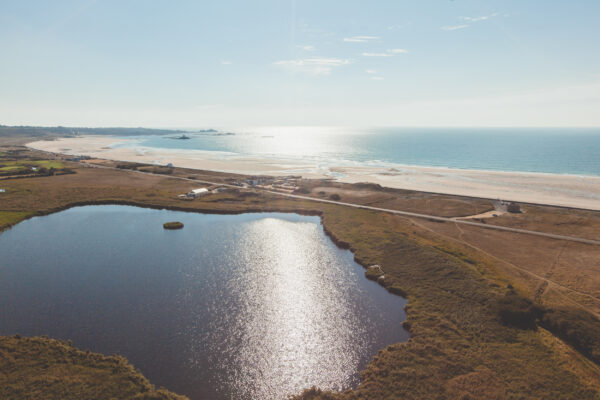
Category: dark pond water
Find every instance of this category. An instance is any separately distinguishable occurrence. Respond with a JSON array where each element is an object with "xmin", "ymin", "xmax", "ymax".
[{"xmin": 0, "ymin": 206, "xmax": 408, "ymax": 399}]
